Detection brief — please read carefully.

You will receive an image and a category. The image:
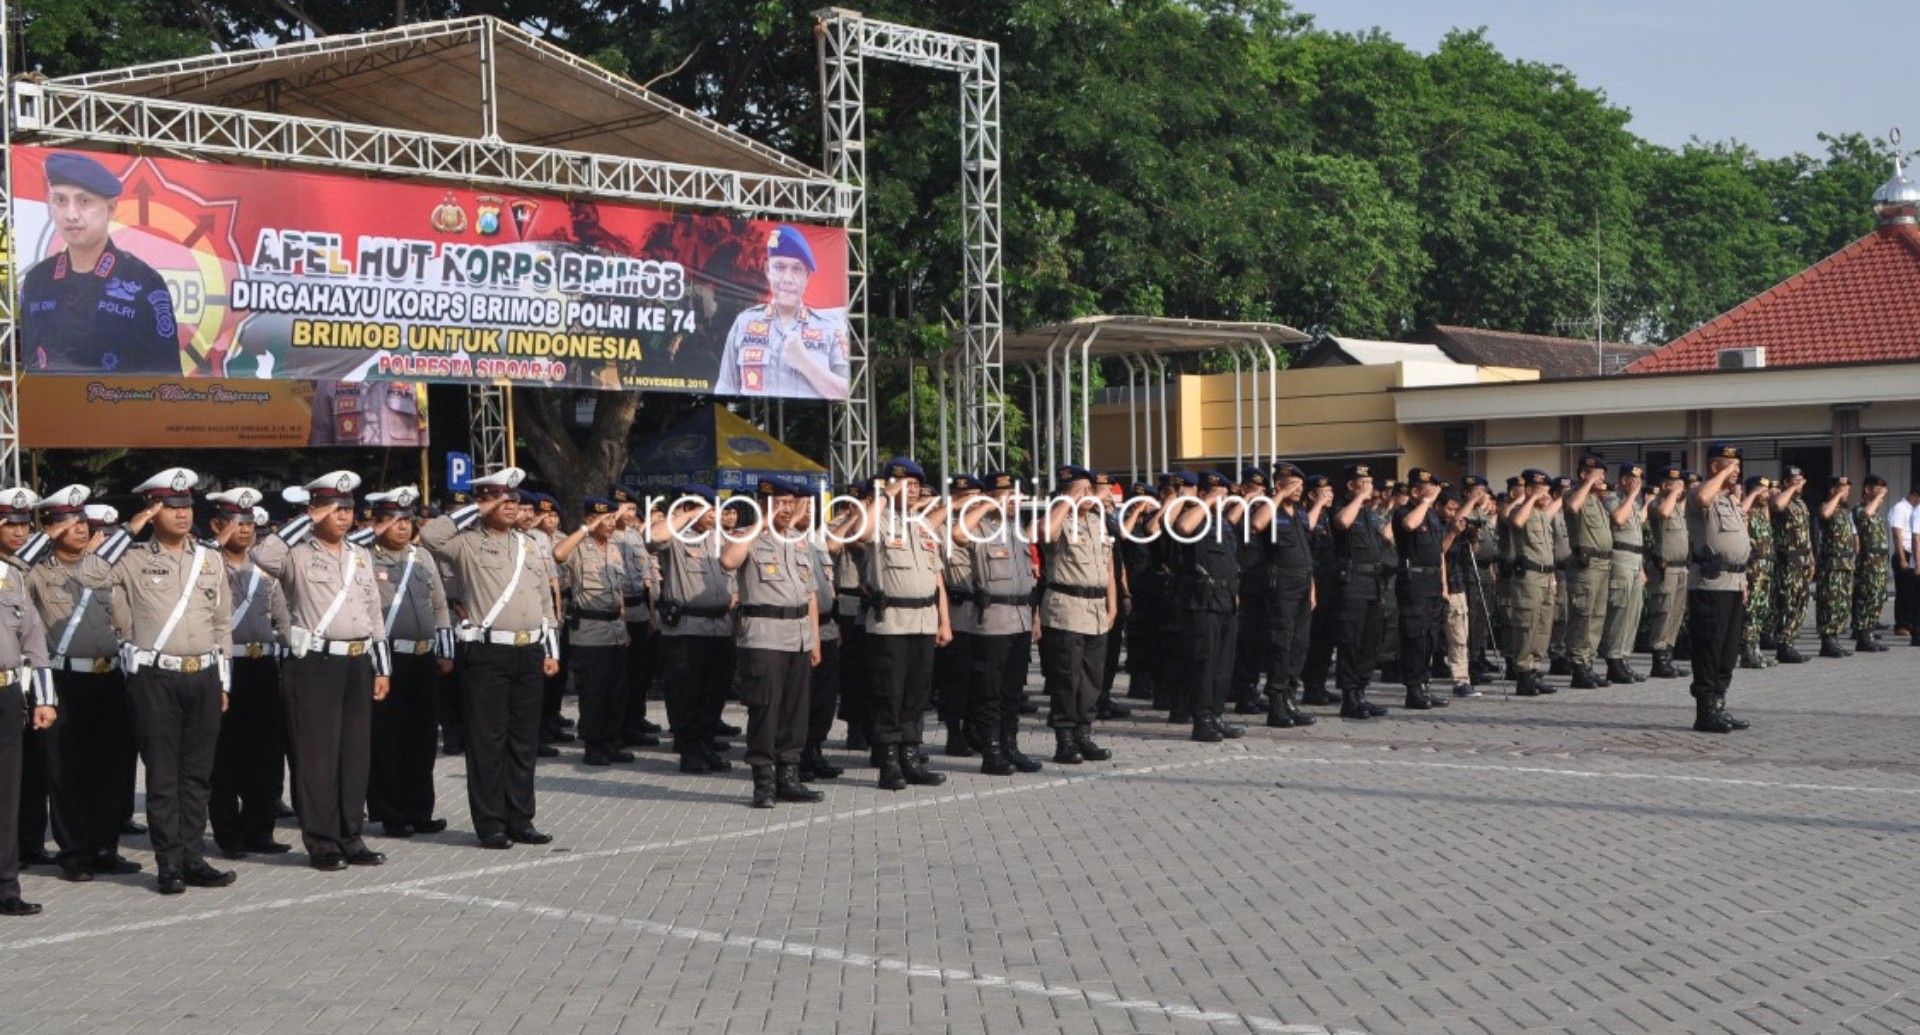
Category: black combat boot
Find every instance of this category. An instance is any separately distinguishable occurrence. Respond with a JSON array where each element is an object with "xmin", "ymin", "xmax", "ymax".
[
  {"xmin": 900, "ymin": 746, "xmax": 945, "ymax": 785},
  {"xmin": 1856, "ymin": 631, "xmax": 1889, "ymax": 653},
  {"xmin": 1503, "ymin": 656, "xmax": 1519, "ymax": 682},
  {"xmin": 1073, "ymin": 724, "xmax": 1113, "ymax": 760},
  {"xmin": 978, "ymin": 736, "xmax": 1015, "ymax": 776},
  {"xmin": 1693, "ymin": 695, "xmax": 1735, "ymax": 734},
  {"xmin": 1716, "ymin": 694, "xmax": 1750, "ymax": 730},
  {"xmin": 944, "ymin": 723, "xmax": 976, "ymax": 758},
  {"xmin": 1001, "ymin": 717, "xmax": 1043, "ymax": 773},
  {"xmin": 1605, "ymin": 657, "xmax": 1640, "ymax": 684},
  {"xmin": 1570, "ymin": 665, "xmax": 1601, "ymax": 689},
  {"xmin": 800, "ymin": 741, "xmax": 843, "ymax": 780},
  {"xmin": 1738, "ymin": 647, "xmax": 1770, "ymax": 670},
  {"xmin": 1649, "ymin": 650, "xmax": 1688, "ymax": 678},
  {"xmin": 775, "ymin": 763, "xmax": 824, "ymax": 803},
  {"xmin": 1515, "ymin": 671, "xmax": 1541, "ymax": 697},
  {"xmin": 1190, "ymin": 713, "xmax": 1225, "ymax": 741},
  {"xmin": 1097, "ymin": 690, "xmax": 1134, "ymax": 719},
  {"xmin": 1209, "ymin": 713, "xmax": 1245, "ymax": 738},
  {"xmin": 1167, "ymin": 701, "xmax": 1193, "ymax": 725},
  {"xmin": 1360, "ymin": 689, "xmax": 1388, "ymax": 716},
  {"xmin": 1775, "ymin": 641, "xmax": 1808, "ymax": 663},
  {"xmin": 1232, "ymin": 683, "xmax": 1266, "ymax": 715},
  {"xmin": 1301, "ymin": 683, "xmax": 1338, "ymax": 707},
  {"xmin": 750, "ymin": 766, "xmax": 777, "ymax": 809},
  {"xmin": 1548, "ymin": 654, "xmax": 1571, "ymax": 676},
  {"xmin": 846, "ymin": 726, "xmax": 870, "ymax": 752},
  {"xmin": 1281, "ymin": 681, "xmax": 1317, "ymax": 726},
  {"xmin": 1054, "ymin": 727, "xmax": 1085, "ymax": 763},
  {"xmin": 876, "ymin": 745, "xmax": 907, "ymax": 791},
  {"xmin": 1338, "ymin": 689, "xmax": 1372, "ymax": 719},
  {"xmin": 1819, "ymin": 635, "xmax": 1853, "ymax": 659},
  {"xmin": 1266, "ymin": 692, "xmax": 1295, "ymax": 728},
  {"xmin": 1403, "ymin": 684, "xmax": 1447, "ymax": 710}
]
